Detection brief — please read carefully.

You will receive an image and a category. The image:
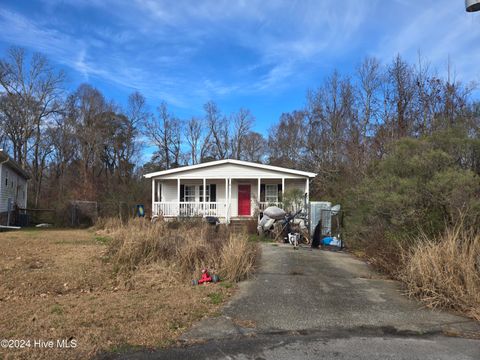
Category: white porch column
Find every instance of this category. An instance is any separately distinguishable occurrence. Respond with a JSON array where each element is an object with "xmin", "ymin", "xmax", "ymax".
[
  {"xmin": 160, "ymin": 181, "xmax": 164, "ymax": 202},
  {"xmin": 177, "ymin": 178, "xmax": 180, "ymax": 215},
  {"xmin": 151, "ymin": 179, "xmax": 155, "ymax": 216},
  {"xmin": 228, "ymin": 178, "xmax": 232, "ymax": 223},
  {"xmin": 257, "ymin": 178, "xmax": 261, "ymax": 203},
  {"xmin": 281, "ymin": 177, "xmax": 285, "ymax": 204},
  {"xmin": 257, "ymin": 177, "xmax": 261, "ymax": 220},
  {"xmin": 177, "ymin": 178, "xmax": 181, "ymax": 201},
  {"xmin": 156, "ymin": 180, "xmax": 161, "ymax": 202},
  {"xmin": 203, "ymin": 178, "xmax": 206, "ymax": 214},
  {"xmin": 225, "ymin": 178, "xmax": 228, "ymax": 222},
  {"xmin": 305, "ymin": 177, "xmax": 309, "ymax": 204}
]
